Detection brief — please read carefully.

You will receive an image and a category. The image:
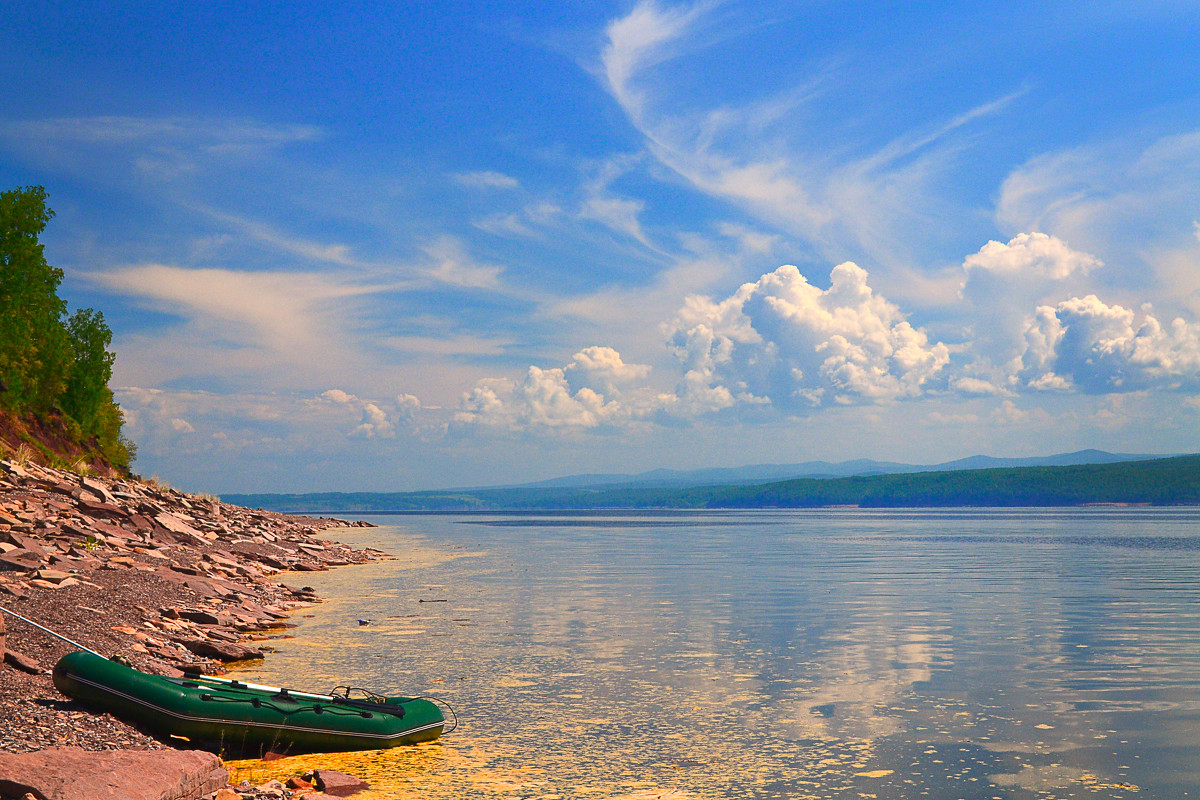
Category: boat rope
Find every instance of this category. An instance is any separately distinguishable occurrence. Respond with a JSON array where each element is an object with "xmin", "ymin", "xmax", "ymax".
[
  {"xmin": 328, "ymin": 694, "xmax": 407, "ymax": 717},
  {"xmin": 196, "ymin": 692, "xmax": 380, "ymax": 718},
  {"xmin": 329, "ymin": 685, "xmax": 389, "ymax": 703},
  {"xmin": 0, "ymin": 604, "xmax": 107, "ymax": 659},
  {"xmin": 420, "ymin": 696, "xmax": 458, "ymax": 734}
]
